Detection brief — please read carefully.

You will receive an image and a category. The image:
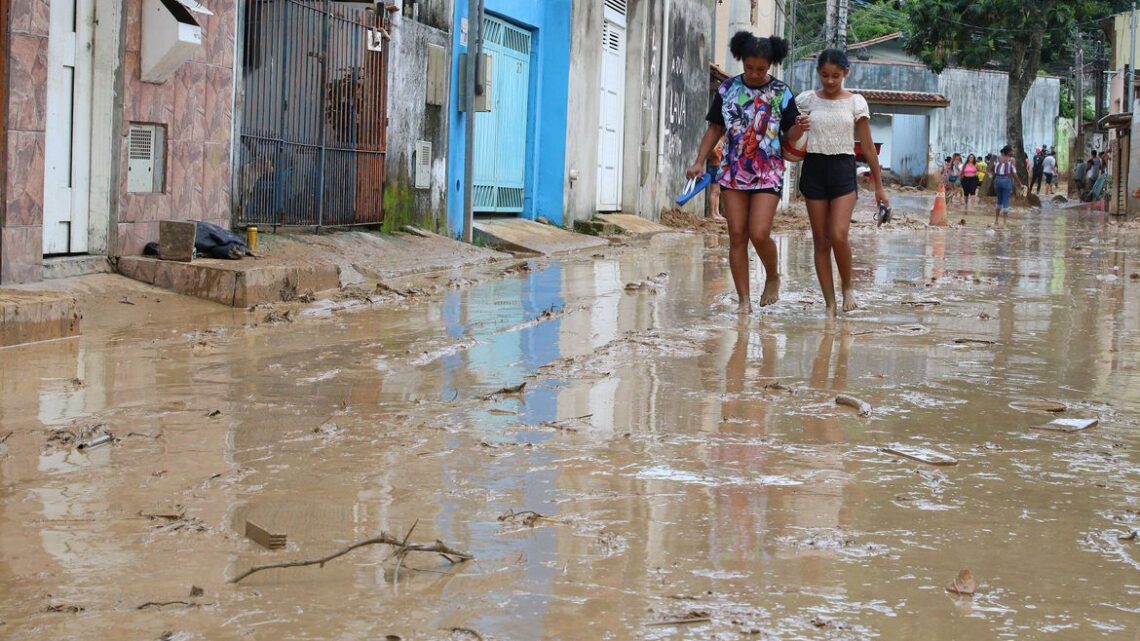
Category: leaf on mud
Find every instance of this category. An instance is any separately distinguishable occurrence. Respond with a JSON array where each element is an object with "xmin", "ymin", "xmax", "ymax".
[
  {"xmin": 946, "ymin": 568, "xmax": 976, "ymax": 595},
  {"xmin": 1008, "ymin": 399, "xmax": 1067, "ymax": 413}
]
